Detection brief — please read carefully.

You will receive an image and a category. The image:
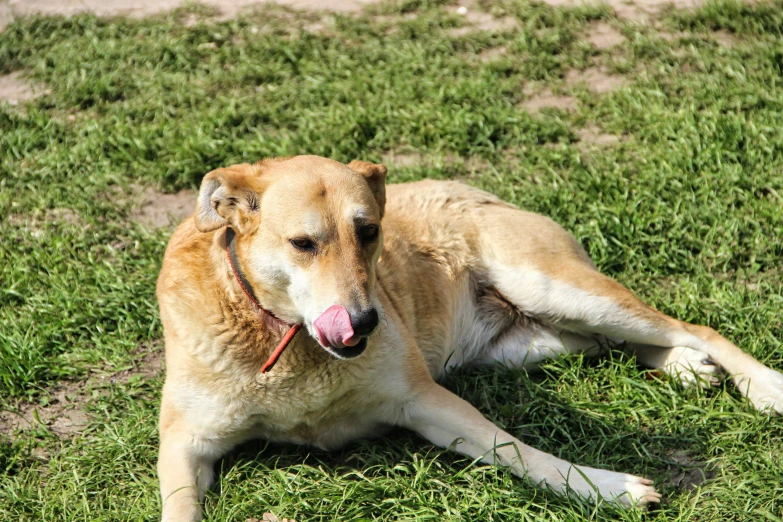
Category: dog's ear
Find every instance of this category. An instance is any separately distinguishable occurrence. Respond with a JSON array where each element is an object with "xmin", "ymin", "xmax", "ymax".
[
  {"xmin": 194, "ymin": 164, "xmax": 265, "ymax": 234},
  {"xmin": 348, "ymin": 160, "xmax": 387, "ymax": 218}
]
